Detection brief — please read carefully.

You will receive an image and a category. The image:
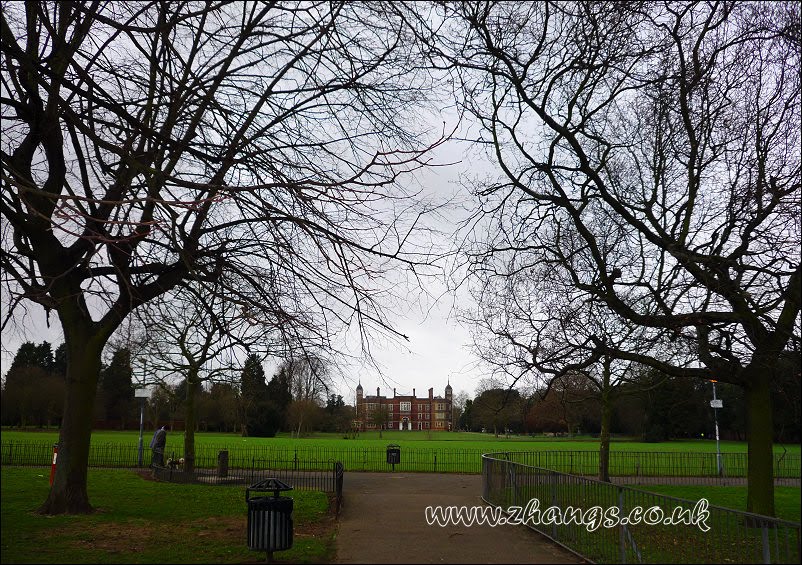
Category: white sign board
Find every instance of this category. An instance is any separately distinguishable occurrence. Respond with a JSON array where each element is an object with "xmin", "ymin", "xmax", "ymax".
[
  {"xmin": 134, "ymin": 389, "xmax": 150, "ymax": 398},
  {"xmin": 710, "ymin": 399, "xmax": 723, "ymax": 409}
]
